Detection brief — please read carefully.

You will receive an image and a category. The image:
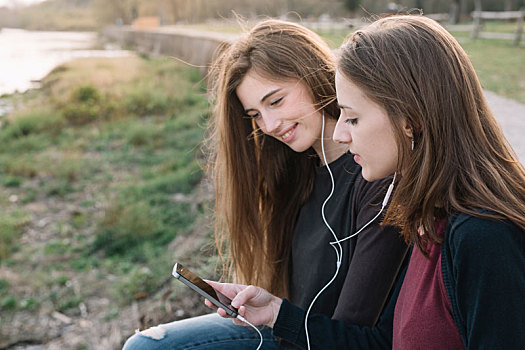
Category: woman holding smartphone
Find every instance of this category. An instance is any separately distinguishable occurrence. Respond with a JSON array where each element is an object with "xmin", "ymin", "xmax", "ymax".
[
  {"xmin": 123, "ymin": 19, "xmax": 408, "ymax": 350},
  {"xmin": 207, "ymin": 15, "xmax": 525, "ymax": 349}
]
